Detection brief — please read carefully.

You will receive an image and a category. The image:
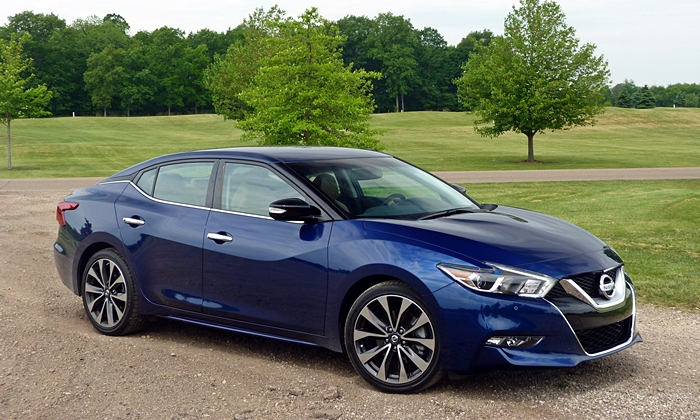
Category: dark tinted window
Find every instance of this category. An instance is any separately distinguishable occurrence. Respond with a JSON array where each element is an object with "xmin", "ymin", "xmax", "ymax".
[
  {"xmin": 152, "ymin": 162, "xmax": 214, "ymax": 206},
  {"xmin": 288, "ymin": 157, "xmax": 478, "ymax": 219}
]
